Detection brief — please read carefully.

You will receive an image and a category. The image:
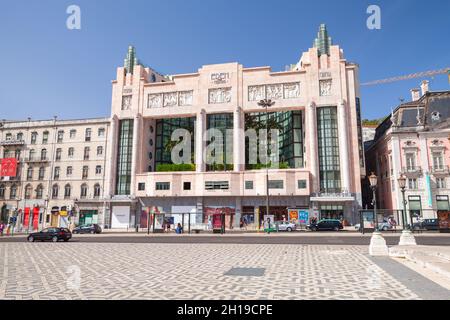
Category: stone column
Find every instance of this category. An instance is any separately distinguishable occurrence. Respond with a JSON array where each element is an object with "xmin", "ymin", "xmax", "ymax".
[
  {"xmin": 106, "ymin": 115, "xmax": 119, "ymax": 198},
  {"xmin": 233, "ymin": 107, "xmax": 244, "ymax": 172},
  {"xmin": 196, "ymin": 109, "xmax": 206, "ymax": 173},
  {"xmin": 307, "ymin": 102, "xmax": 319, "ymax": 191},
  {"xmin": 234, "ymin": 197, "xmax": 242, "ymax": 229},
  {"xmin": 130, "ymin": 114, "xmax": 141, "ymax": 197},
  {"xmin": 338, "ymin": 101, "xmax": 350, "ymax": 193}
]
